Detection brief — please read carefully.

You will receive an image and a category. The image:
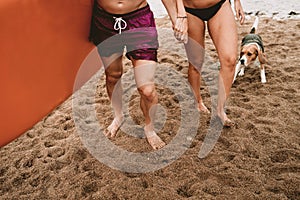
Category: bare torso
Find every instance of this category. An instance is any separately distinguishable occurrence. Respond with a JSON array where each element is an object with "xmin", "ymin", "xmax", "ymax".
[
  {"xmin": 97, "ymin": 0, "xmax": 148, "ymax": 14},
  {"xmin": 183, "ymin": 0, "xmax": 223, "ymax": 8}
]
